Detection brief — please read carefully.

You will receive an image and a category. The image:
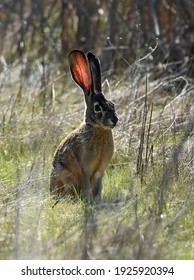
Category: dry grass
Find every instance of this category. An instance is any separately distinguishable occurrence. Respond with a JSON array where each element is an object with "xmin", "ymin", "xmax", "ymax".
[{"xmin": 0, "ymin": 56, "xmax": 194, "ymax": 259}]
